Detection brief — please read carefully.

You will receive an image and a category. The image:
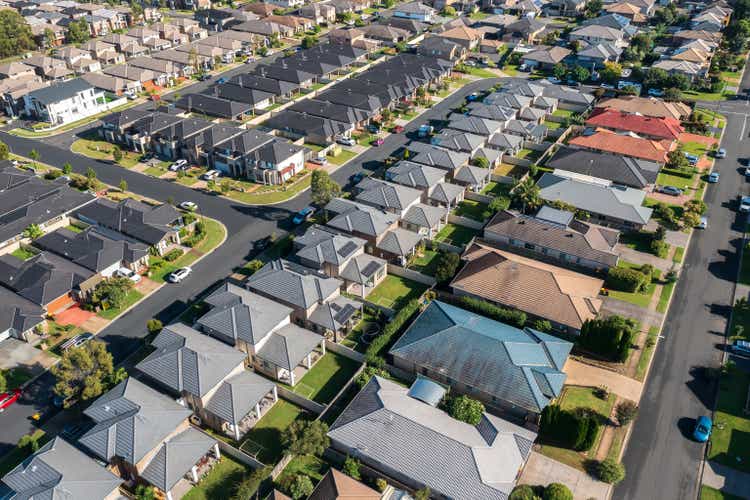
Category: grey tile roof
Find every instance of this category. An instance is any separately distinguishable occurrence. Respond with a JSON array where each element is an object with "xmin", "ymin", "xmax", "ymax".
[
  {"xmin": 79, "ymin": 378, "xmax": 192, "ymax": 465},
  {"xmin": 2, "ymin": 437, "xmax": 122, "ymax": 500},
  {"xmin": 545, "ymin": 146, "xmax": 658, "ymax": 189},
  {"xmin": 402, "ymin": 203, "xmax": 448, "ymax": 229},
  {"xmin": 205, "ymin": 370, "xmax": 275, "ymax": 425},
  {"xmin": 136, "ymin": 323, "xmax": 246, "ymax": 398},
  {"xmin": 257, "ymin": 323, "xmax": 322, "ymax": 370},
  {"xmin": 175, "ymin": 93, "xmax": 253, "ymax": 119},
  {"xmin": 26, "ymin": 77, "xmax": 93, "ymax": 105},
  {"xmin": 487, "ymin": 132, "xmax": 523, "ymax": 151},
  {"xmin": 289, "ymin": 98, "xmax": 373, "ymax": 124},
  {"xmin": 309, "ymin": 295, "xmax": 362, "ymax": 332},
  {"xmin": 205, "ymin": 82, "xmax": 275, "ymax": 107},
  {"xmin": 391, "ymin": 300, "xmax": 572, "ymax": 413},
  {"xmin": 484, "ymin": 92, "xmax": 532, "ymax": 109},
  {"xmin": 75, "ymin": 198, "xmax": 180, "ymax": 246},
  {"xmin": 386, "ymin": 161, "xmax": 446, "ymax": 190},
  {"xmin": 354, "ymin": 179, "xmax": 423, "ymax": 212},
  {"xmin": 503, "ymin": 119, "xmax": 547, "ymax": 139},
  {"xmin": 501, "ymin": 78, "xmax": 595, "ymax": 106},
  {"xmin": 247, "ymin": 259, "xmax": 342, "ymax": 310},
  {"xmin": 537, "ymin": 173, "xmax": 653, "ymax": 225},
  {"xmin": 325, "ymin": 198, "xmax": 399, "ymax": 237},
  {"xmin": 430, "ymin": 129, "xmax": 485, "ymax": 152},
  {"xmin": 410, "ymin": 145, "xmax": 469, "ymax": 173},
  {"xmin": 448, "ymin": 115, "xmax": 505, "ymax": 137},
  {"xmin": 198, "ymin": 283, "xmax": 292, "ymax": 346},
  {"xmin": 329, "ymin": 375, "xmax": 538, "ymax": 500},
  {"xmin": 428, "ymin": 182, "xmax": 465, "ymax": 205},
  {"xmin": 454, "ymin": 165, "xmax": 490, "ymax": 187},
  {"xmin": 294, "ymin": 225, "xmax": 366, "ymax": 268},
  {"xmin": 0, "ymin": 286, "xmax": 45, "ymax": 338},
  {"xmin": 227, "ymin": 72, "xmax": 300, "ymax": 96},
  {"xmin": 339, "ymin": 254, "xmax": 387, "ymax": 285},
  {"xmin": 0, "ymin": 252, "xmax": 93, "ymax": 306},
  {"xmin": 466, "ymin": 102, "xmax": 517, "ymax": 122},
  {"xmin": 376, "ymin": 228, "xmax": 422, "ymax": 257},
  {"xmin": 141, "ymin": 427, "xmax": 216, "ymax": 493}
]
